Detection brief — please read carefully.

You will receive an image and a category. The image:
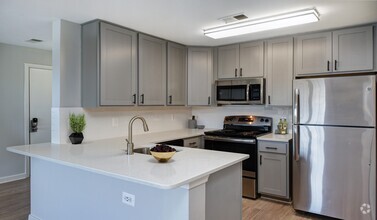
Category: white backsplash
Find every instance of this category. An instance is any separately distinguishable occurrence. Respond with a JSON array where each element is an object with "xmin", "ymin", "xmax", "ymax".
[
  {"xmin": 192, "ymin": 105, "xmax": 292, "ymax": 132},
  {"xmin": 51, "ymin": 105, "xmax": 292, "ymax": 144},
  {"xmin": 52, "ymin": 107, "xmax": 191, "ymax": 144}
]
